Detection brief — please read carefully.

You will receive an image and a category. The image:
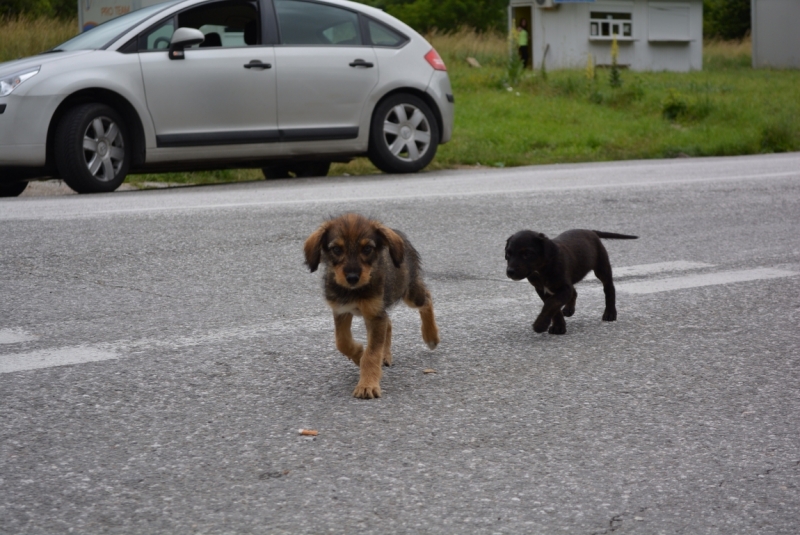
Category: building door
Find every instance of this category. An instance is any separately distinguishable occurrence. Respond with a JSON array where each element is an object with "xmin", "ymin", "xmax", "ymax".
[{"xmin": 512, "ymin": 6, "xmax": 532, "ymax": 69}]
